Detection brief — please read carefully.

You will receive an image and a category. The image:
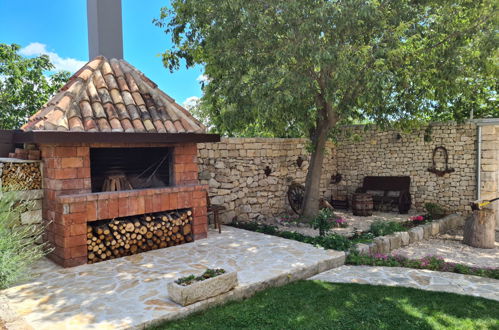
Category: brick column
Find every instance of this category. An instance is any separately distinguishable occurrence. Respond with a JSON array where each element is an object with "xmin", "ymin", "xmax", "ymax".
[{"xmin": 39, "ymin": 144, "xmax": 91, "ymax": 266}]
